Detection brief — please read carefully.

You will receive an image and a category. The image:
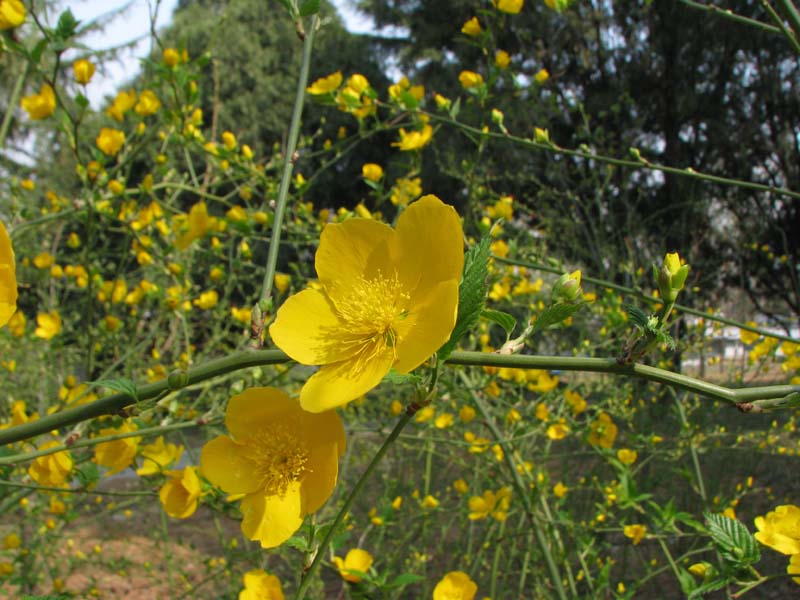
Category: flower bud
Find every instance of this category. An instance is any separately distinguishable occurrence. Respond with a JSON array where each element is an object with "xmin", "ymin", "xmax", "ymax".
[
  {"xmin": 552, "ymin": 270, "xmax": 582, "ymax": 302},
  {"xmin": 655, "ymin": 252, "xmax": 689, "ymax": 302}
]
